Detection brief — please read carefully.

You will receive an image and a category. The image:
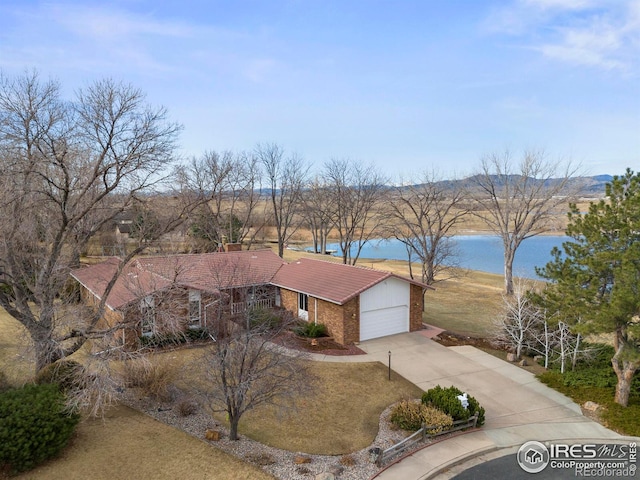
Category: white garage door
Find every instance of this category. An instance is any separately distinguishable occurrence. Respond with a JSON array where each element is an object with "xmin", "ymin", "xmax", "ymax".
[{"xmin": 360, "ymin": 305, "xmax": 409, "ymax": 341}]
